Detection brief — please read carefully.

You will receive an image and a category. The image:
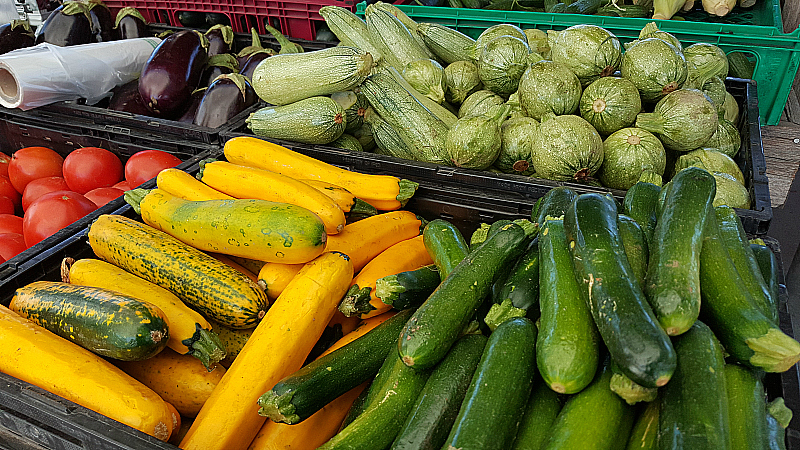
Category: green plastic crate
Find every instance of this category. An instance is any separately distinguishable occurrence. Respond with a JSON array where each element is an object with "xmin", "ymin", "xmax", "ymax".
[{"xmin": 356, "ymin": 2, "xmax": 800, "ymax": 126}]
